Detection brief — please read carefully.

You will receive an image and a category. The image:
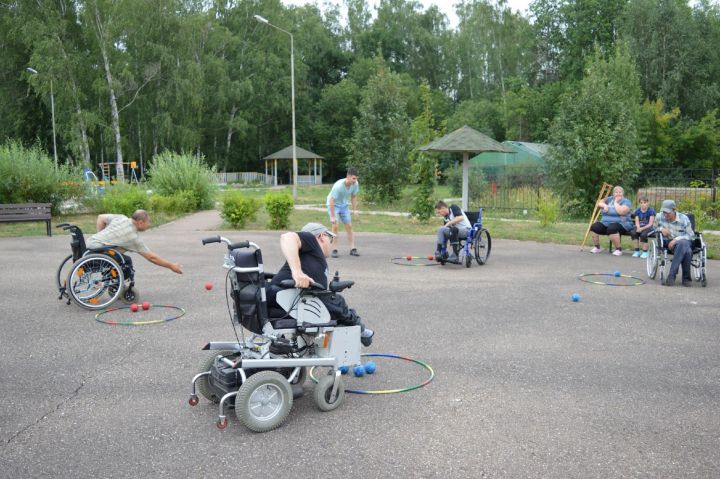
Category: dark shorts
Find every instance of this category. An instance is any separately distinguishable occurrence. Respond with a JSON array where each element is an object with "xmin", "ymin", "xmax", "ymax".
[
  {"xmin": 630, "ymin": 228, "xmax": 652, "ymax": 243},
  {"xmin": 590, "ymin": 222, "xmax": 629, "ymax": 236}
]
